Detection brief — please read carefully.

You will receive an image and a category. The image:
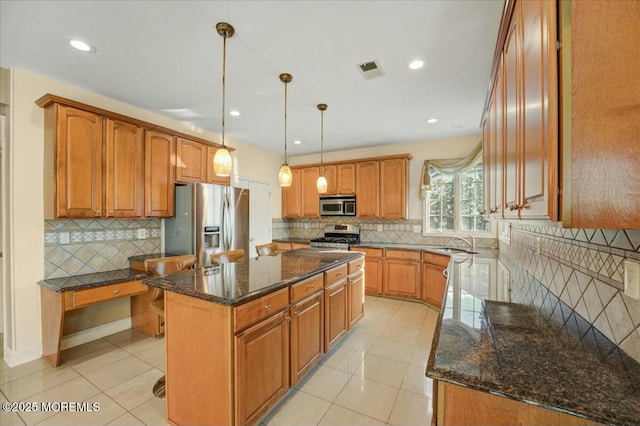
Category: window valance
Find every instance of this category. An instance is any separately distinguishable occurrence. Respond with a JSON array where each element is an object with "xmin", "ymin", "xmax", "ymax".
[{"xmin": 419, "ymin": 141, "xmax": 483, "ymax": 199}]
